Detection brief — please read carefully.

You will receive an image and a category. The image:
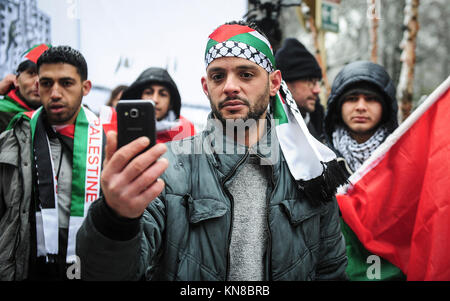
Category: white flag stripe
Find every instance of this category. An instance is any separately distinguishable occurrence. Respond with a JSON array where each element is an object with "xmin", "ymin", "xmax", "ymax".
[
  {"xmin": 249, "ymin": 31, "xmax": 273, "ymax": 52},
  {"xmin": 40, "ymin": 208, "xmax": 58, "ymax": 255},
  {"xmin": 67, "ymin": 216, "xmax": 84, "ymax": 262}
]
